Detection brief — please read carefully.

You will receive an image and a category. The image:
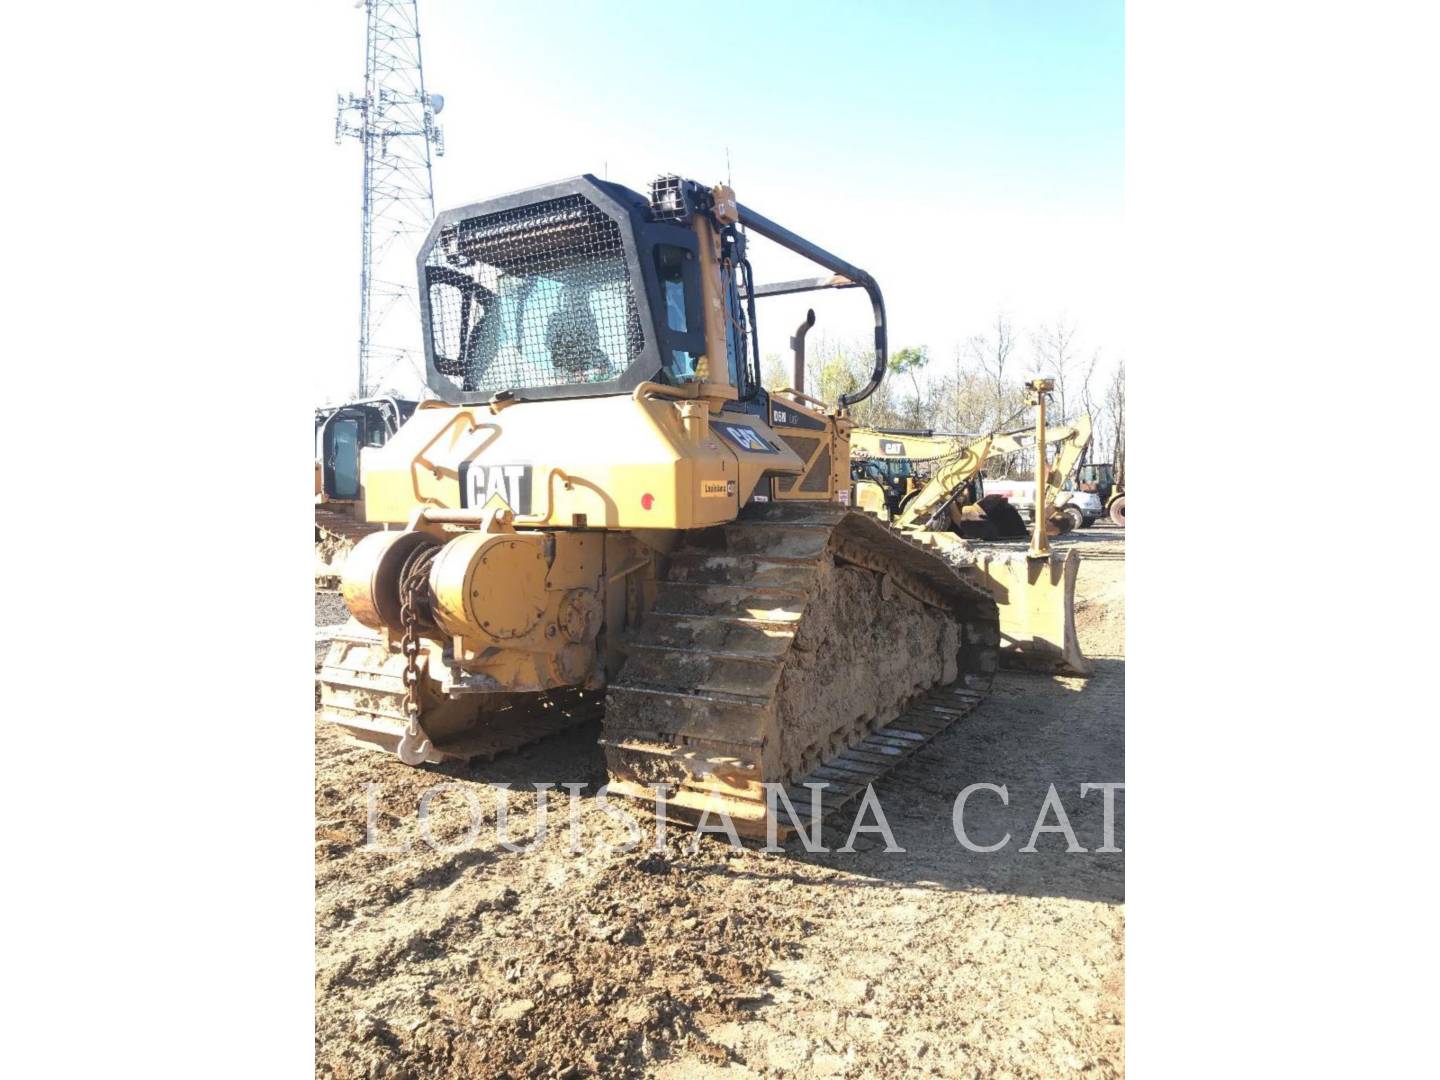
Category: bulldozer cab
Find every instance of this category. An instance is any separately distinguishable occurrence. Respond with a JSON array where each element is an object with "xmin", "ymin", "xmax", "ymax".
[
  {"xmin": 418, "ymin": 175, "xmax": 887, "ymax": 413},
  {"xmin": 422, "ymin": 177, "xmax": 731, "ymax": 404},
  {"xmin": 315, "ymin": 398, "xmax": 416, "ymax": 502},
  {"xmin": 339, "ymin": 173, "xmax": 896, "ymax": 528}
]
